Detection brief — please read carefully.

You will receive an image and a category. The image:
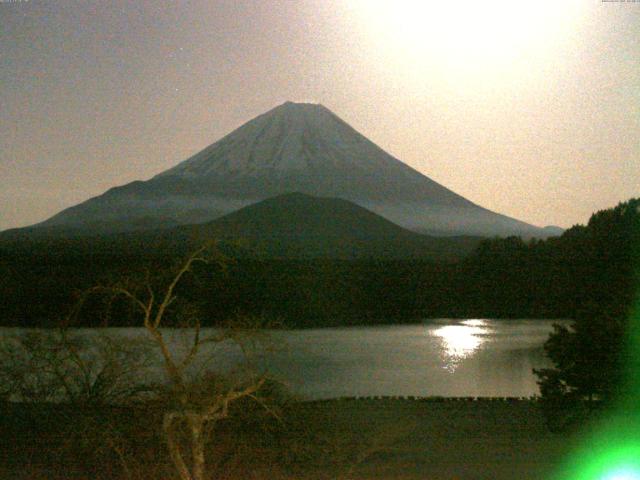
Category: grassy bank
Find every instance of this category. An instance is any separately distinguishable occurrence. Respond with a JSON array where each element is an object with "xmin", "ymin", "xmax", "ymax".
[{"xmin": 0, "ymin": 398, "xmax": 583, "ymax": 480}]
